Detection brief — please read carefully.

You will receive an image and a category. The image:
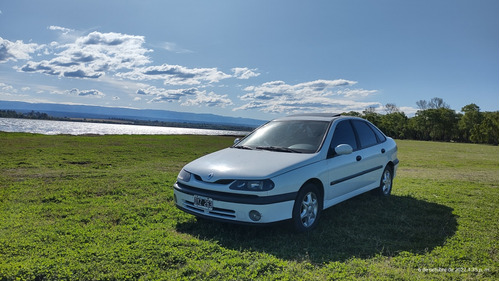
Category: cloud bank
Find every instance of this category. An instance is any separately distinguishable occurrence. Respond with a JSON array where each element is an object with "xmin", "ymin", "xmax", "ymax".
[
  {"xmin": 2, "ymin": 26, "xmax": 383, "ymax": 114},
  {"xmin": 136, "ymin": 86, "xmax": 232, "ymax": 107},
  {"xmin": 120, "ymin": 64, "xmax": 232, "ymax": 85},
  {"xmin": 235, "ymin": 79, "xmax": 380, "ymax": 114}
]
